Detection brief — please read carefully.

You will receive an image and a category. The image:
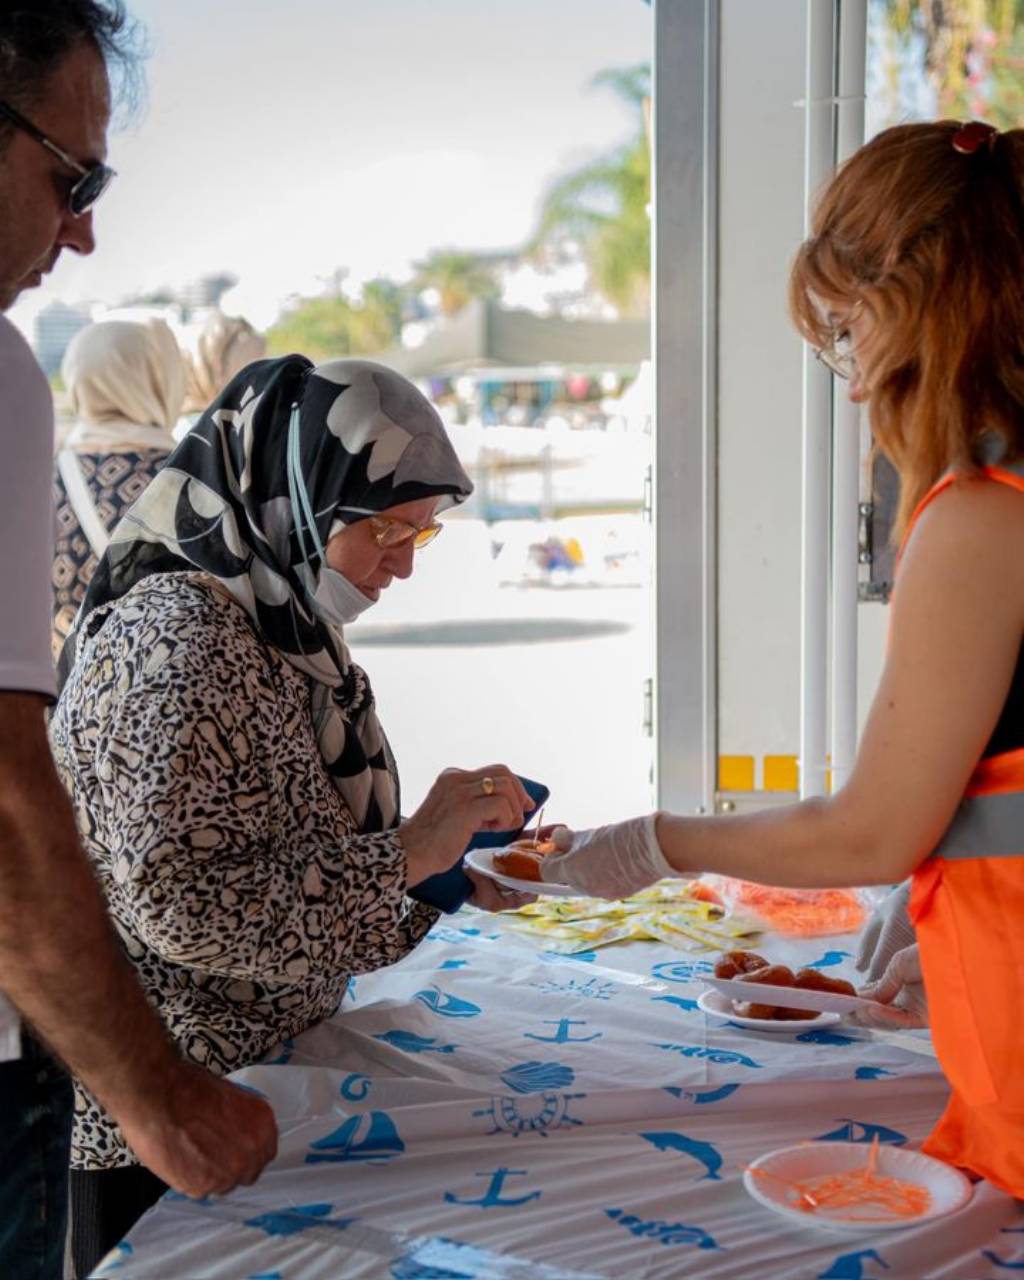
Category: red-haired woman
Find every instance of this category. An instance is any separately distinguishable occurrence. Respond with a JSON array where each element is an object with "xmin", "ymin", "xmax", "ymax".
[{"xmin": 543, "ymin": 120, "xmax": 1024, "ymax": 1197}]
